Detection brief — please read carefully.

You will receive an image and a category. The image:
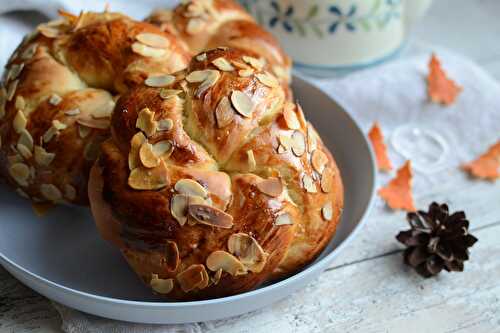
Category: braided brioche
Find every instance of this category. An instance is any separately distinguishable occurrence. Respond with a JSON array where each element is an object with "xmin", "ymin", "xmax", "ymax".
[
  {"xmin": 146, "ymin": 0, "xmax": 292, "ymax": 86},
  {"xmin": 89, "ymin": 48, "xmax": 343, "ymax": 300},
  {"xmin": 0, "ymin": 11, "xmax": 190, "ymax": 204}
]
